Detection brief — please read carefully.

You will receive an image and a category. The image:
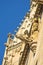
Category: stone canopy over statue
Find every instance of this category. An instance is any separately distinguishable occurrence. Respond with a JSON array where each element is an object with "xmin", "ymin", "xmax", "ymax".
[{"xmin": 32, "ymin": 0, "xmax": 43, "ymax": 4}]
